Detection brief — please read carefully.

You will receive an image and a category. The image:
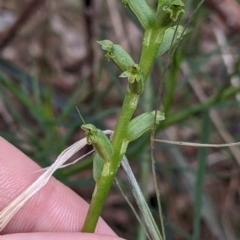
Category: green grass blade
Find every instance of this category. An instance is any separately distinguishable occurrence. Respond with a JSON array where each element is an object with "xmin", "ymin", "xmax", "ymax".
[
  {"xmin": 192, "ymin": 111, "xmax": 210, "ymax": 239},
  {"xmin": 121, "ymin": 156, "xmax": 163, "ymax": 240}
]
